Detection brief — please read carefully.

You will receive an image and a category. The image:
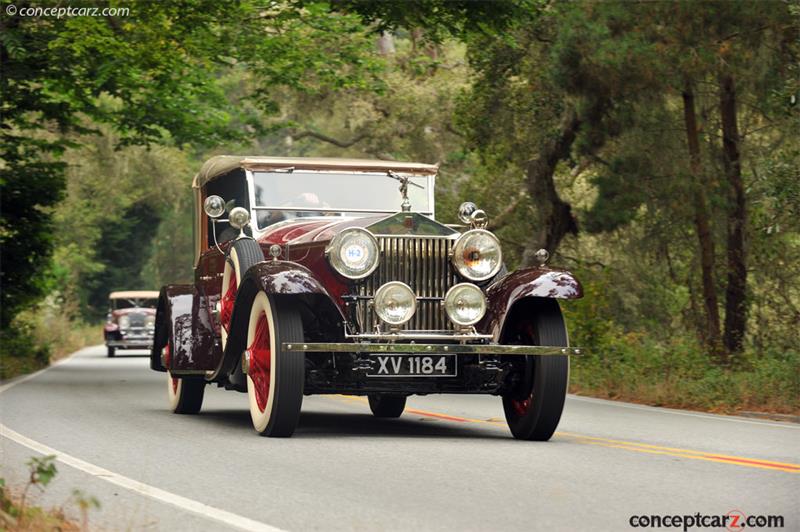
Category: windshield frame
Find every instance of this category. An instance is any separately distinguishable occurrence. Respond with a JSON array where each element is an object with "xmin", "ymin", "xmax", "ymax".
[
  {"xmin": 110, "ymin": 298, "xmax": 158, "ymax": 310},
  {"xmin": 245, "ymin": 169, "xmax": 436, "ymax": 229}
]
